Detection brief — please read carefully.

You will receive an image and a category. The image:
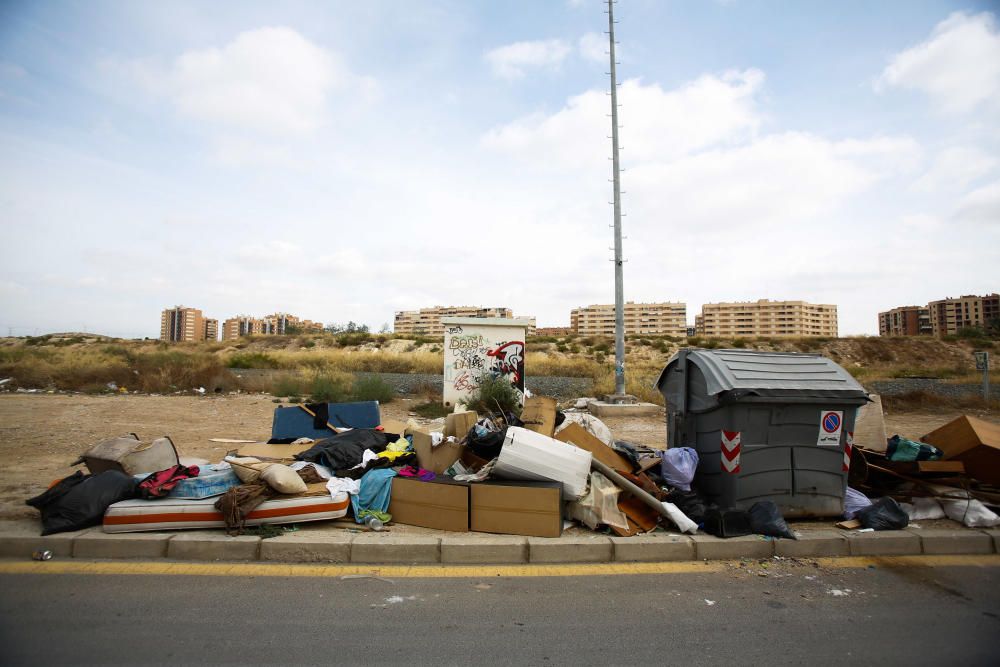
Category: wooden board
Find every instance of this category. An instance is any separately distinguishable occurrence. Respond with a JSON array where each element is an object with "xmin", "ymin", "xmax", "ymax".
[{"xmin": 555, "ymin": 423, "xmax": 632, "ymax": 473}]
